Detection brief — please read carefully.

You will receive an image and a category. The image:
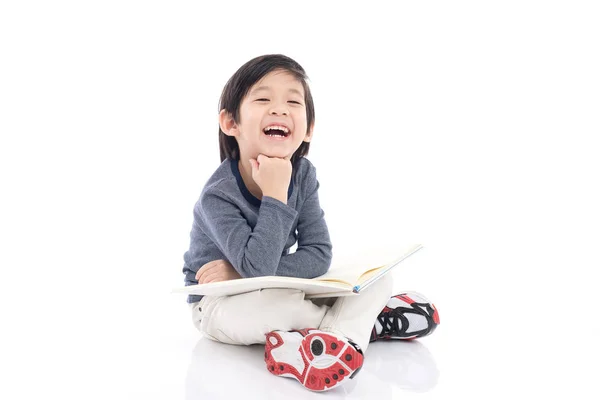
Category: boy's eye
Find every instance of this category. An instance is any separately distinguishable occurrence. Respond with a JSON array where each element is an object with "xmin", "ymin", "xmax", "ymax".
[{"xmin": 255, "ymin": 98, "xmax": 302, "ymax": 104}]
